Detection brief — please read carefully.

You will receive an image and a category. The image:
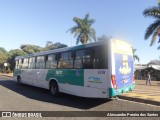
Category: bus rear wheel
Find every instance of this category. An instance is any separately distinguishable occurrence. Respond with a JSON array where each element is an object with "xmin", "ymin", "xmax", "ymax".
[{"xmin": 49, "ymin": 81, "xmax": 59, "ymax": 96}]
